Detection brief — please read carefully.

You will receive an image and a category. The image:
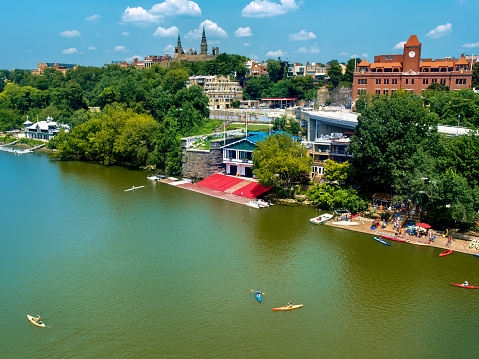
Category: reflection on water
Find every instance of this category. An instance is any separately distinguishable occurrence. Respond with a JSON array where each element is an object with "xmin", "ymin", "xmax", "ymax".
[{"xmin": 1, "ymin": 152, "xmax": 479, "ymax": 358}]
